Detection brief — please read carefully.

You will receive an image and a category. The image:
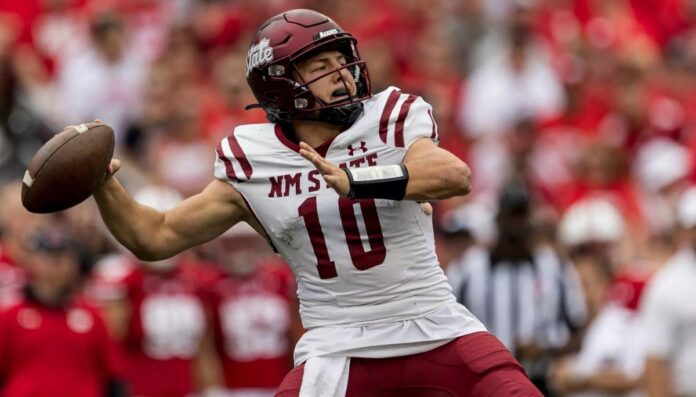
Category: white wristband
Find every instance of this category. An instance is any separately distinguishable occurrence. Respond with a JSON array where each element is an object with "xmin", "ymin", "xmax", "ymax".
[{"xmin": 346, "ymin": 165, "xmax": 405, "ymax": 182}]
